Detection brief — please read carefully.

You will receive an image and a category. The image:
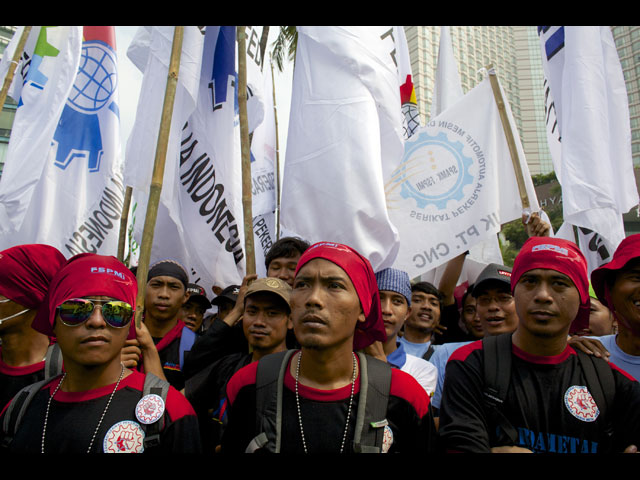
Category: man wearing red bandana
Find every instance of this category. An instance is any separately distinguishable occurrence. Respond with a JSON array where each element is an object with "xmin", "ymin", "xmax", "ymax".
[
  {"xmin": 439, "ymin": 237, "xmax": 640, "ymax": 453},
  {"xmin": 220, "ymin": 242, "xmax": 436, "ymax": 453},
  {"xmin": 0, "ymin": 244, "xmax": 66, "ymax": 409},
  {"xmin": 0, "ymin": 253, "xmax": 201, "ymax": 453}
]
